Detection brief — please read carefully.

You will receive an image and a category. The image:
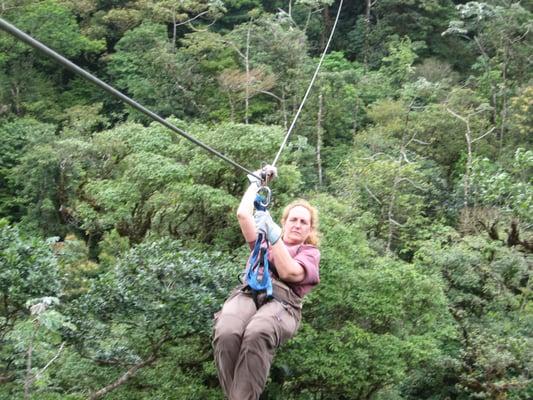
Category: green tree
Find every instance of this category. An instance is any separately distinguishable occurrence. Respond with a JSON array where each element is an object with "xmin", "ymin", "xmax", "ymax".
[
  {"xmin": 444, "ymin": 2, "xmax": 532, "ymax": 150},
  {"xmin": 13, "ymin": 137, "xmax": 99, "ymax": 238},
  {"xmin": 0, "ymin": 118, "xmax": 56, "ymax": 220},
  {"xmin": 0, "ymin": 0, "xmax": 105, "ymax": 121},
  {"xmin": 107, "ymin": 22, "xmax": 193, "ymax": 121},
  {"xmin": 0, "ymin": 221, "xmax": 62, "ymax": 393},
  {"xmin": 14, "ymin": 117, "xmax": 302, "ymax": 248},
  {"xmin": 345, "ymin": 0, "xmax": 457, "ymax": 68},
  {"xmin": 275, "ymin": 196, "xmax": 453, "ymax": 398},
  {"xmin": 334, "ymin": 99, "xmax": 444, "ymax": 256},
  {"xmin": 414, "ymin": 234, "xmax": 532, "ymax": 399},
  {"xmin": 65, "ymin": 238, "xmax": 238, "ymax": 399},
  {"xmin": 466, "ymin": 148, "xmax": 532, "ymax": 249},
  {"xmin": 134, "ymin": 0, "xmax": 226, "ymax": 48}
]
